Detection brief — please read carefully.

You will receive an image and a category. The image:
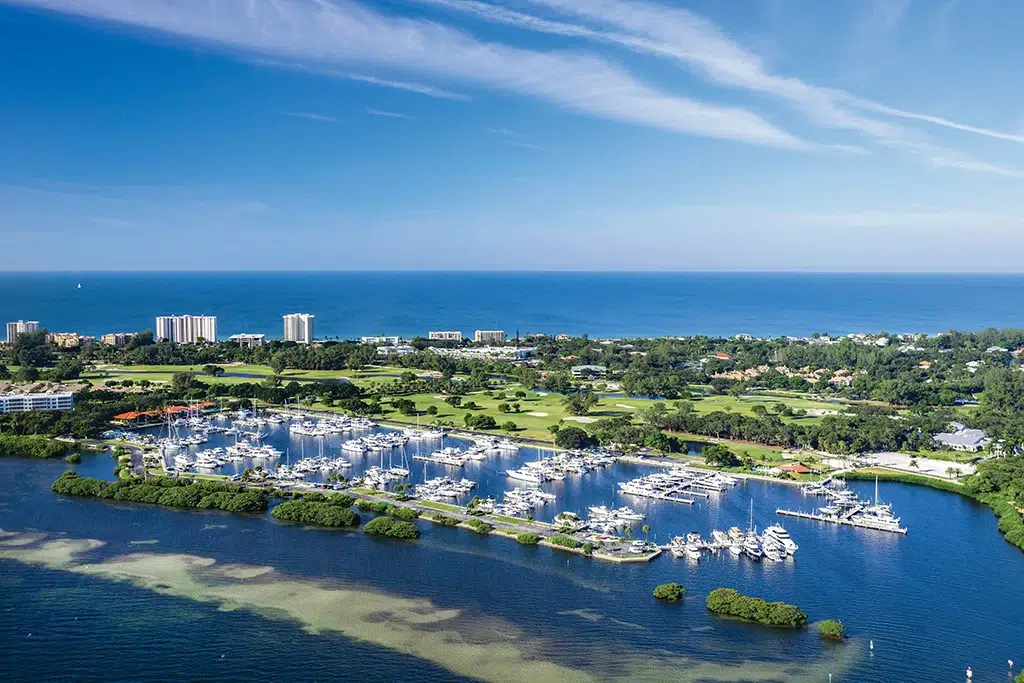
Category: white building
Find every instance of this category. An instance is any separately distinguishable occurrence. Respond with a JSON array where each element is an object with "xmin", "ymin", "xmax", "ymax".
[
  {"xmin": 228, "ymin": 333, "xmax": 267, "ymax": 348},
  {"xmin": 6, "ymin": 320, "xmax": 40, "ymax": 344},
  {"xmin": 0, "ymin": 392, "xmax": 75, "ymax": 413},
  {"xmin": 283, "ymin": 313, "xmax": 315, "ymax": 344},
  {"xmin": 429, "ymin": 331, "xmax": 462, "ymax": 342},
  {"xmin": 431, "ymin": 346, "xmax": 535, "ymax": 361},
  {"xmin": 933, "ymin": 422, "xmax": 990, "ymax": 452},
  {"xmin": 474, "ymin": 330, "xmax": 505, "ymax": 344},
  {"xmin": 376, "ymin": 344, "xmax": 416, "ymax": 357},
  {"xmin": 155, "ymin": 315, "xmax": 218, "ymax": 344},
  {"xmin": 362, "ymin": 335, "xmax": 402, "ymax": 346}
]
